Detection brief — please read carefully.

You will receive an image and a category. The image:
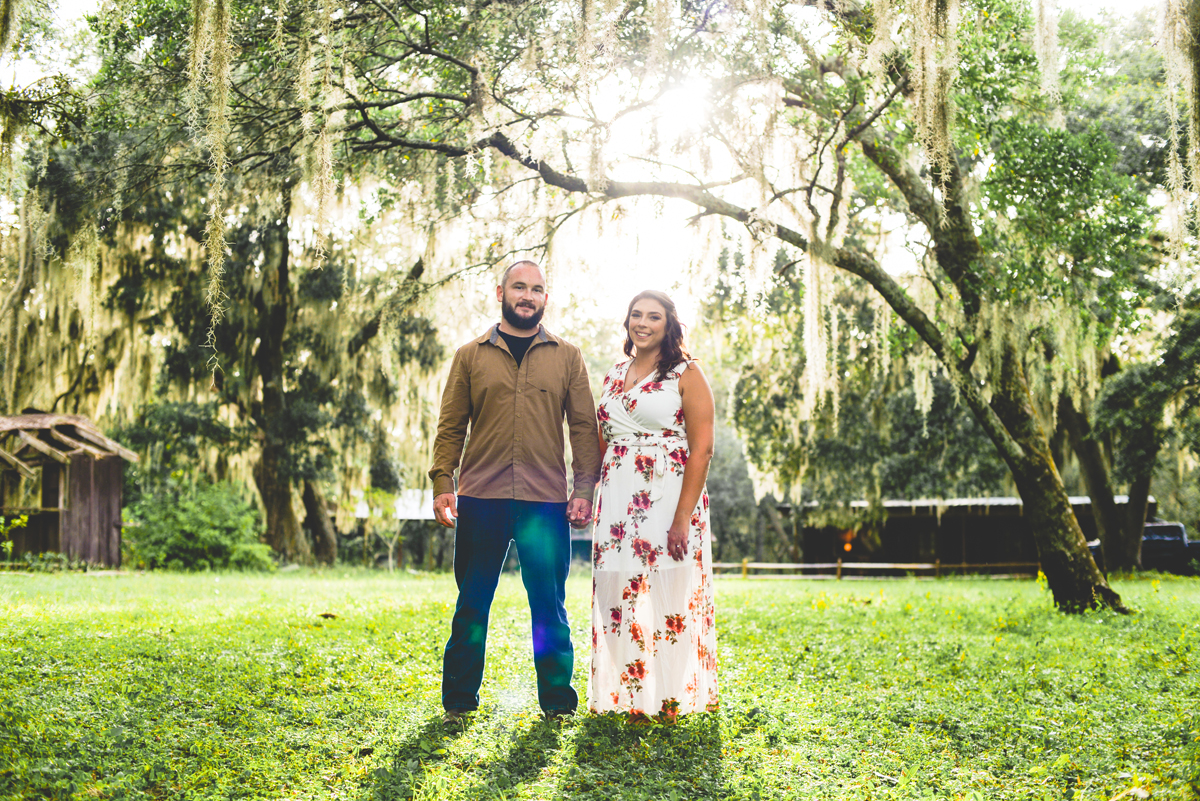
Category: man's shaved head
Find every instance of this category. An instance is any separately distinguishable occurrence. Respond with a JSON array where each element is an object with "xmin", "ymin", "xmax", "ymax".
[{"xmin": 500, "ymin": 260, "xmax": 543, "ymax": 289}]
